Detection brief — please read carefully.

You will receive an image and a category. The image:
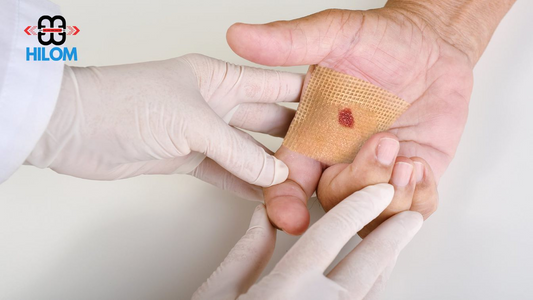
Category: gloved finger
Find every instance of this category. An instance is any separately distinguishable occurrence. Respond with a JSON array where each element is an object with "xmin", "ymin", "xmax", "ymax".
[
  {"xmin": 229, "ymin": 103, "xmax": 296, "ymax": 137},
  {"xmin": 192, "ymin": 204, "xmax": 276, "ymax": 300},
  {"xmin": 181, "ymin": 53, "xmax": 302, "ymax": 107},
  {"xmin": 232, "ymin": 66, "xmax": 304, "ymax": 104},
  {"xmin": 362, "ymin": 259, "xmax": 397, "ymax": 300},
  {"xmin": 326, "ymin": 211, "xmax": 423, "ymax": 299},
  {"xmin": 232, "ymin": 127, "xmax": 274, "ymax": 155},
  {"xmin": 117, "ymin": 128, "xmax": 272, "ymax": 191},
  {"xmin": 358, "ymin": 156, "xmax": 416, "ymax": 238},
  {"xmin": 227, "ymin": 9, "xmax": 362, "ymax": 66},
  {"xmin": 187, "ymin": 110, "xmax": 289, "ymax": 187},
  {"xmin": 190, "ymin": 158, "xmax": 263, "ymax": 202},
  {"xmin": 272, "ymin": 184, "xmax": 394, "ymax": 278}
]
